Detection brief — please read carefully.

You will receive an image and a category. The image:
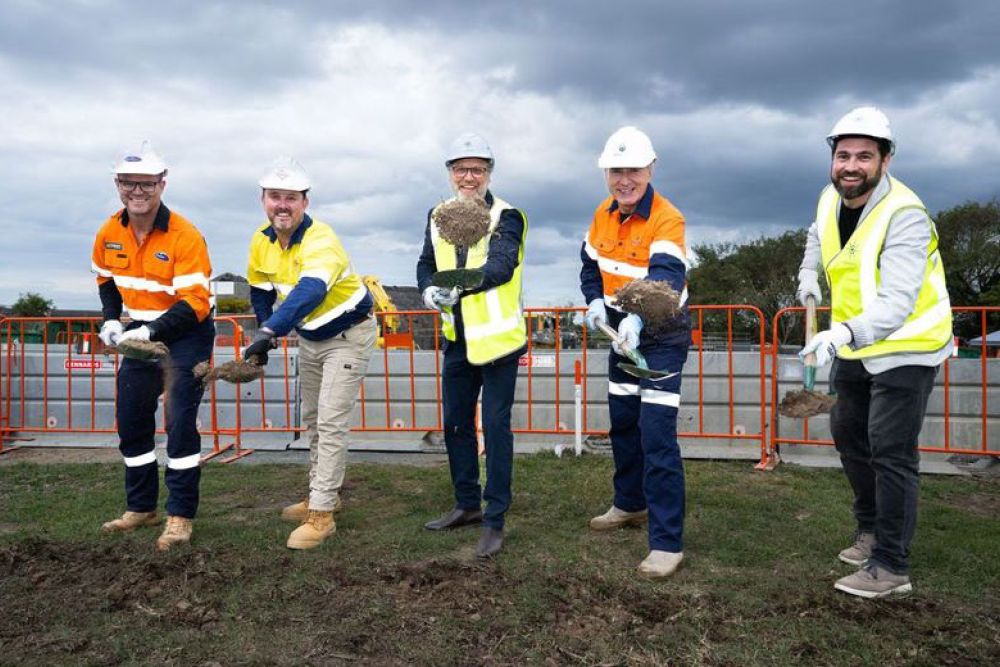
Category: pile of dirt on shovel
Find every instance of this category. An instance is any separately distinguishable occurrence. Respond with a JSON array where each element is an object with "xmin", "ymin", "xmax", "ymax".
[
  {"xmin": 778, "ymin": 389, "xmax": 837, "ymax": 419},
  {"xmin": 432, "ymin": 197, "xmax": 491, "ymax": 247},
  {"xmin": 193, "ymin": 360, "xmax": 264, "ymax": 385},
  {"xmin": 115, "ymin": 339, "xmax": 169, "ymax": 361},
  {"xmin": 614, "ymin": 280, "xmax": 682, "ymax": 333}
]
